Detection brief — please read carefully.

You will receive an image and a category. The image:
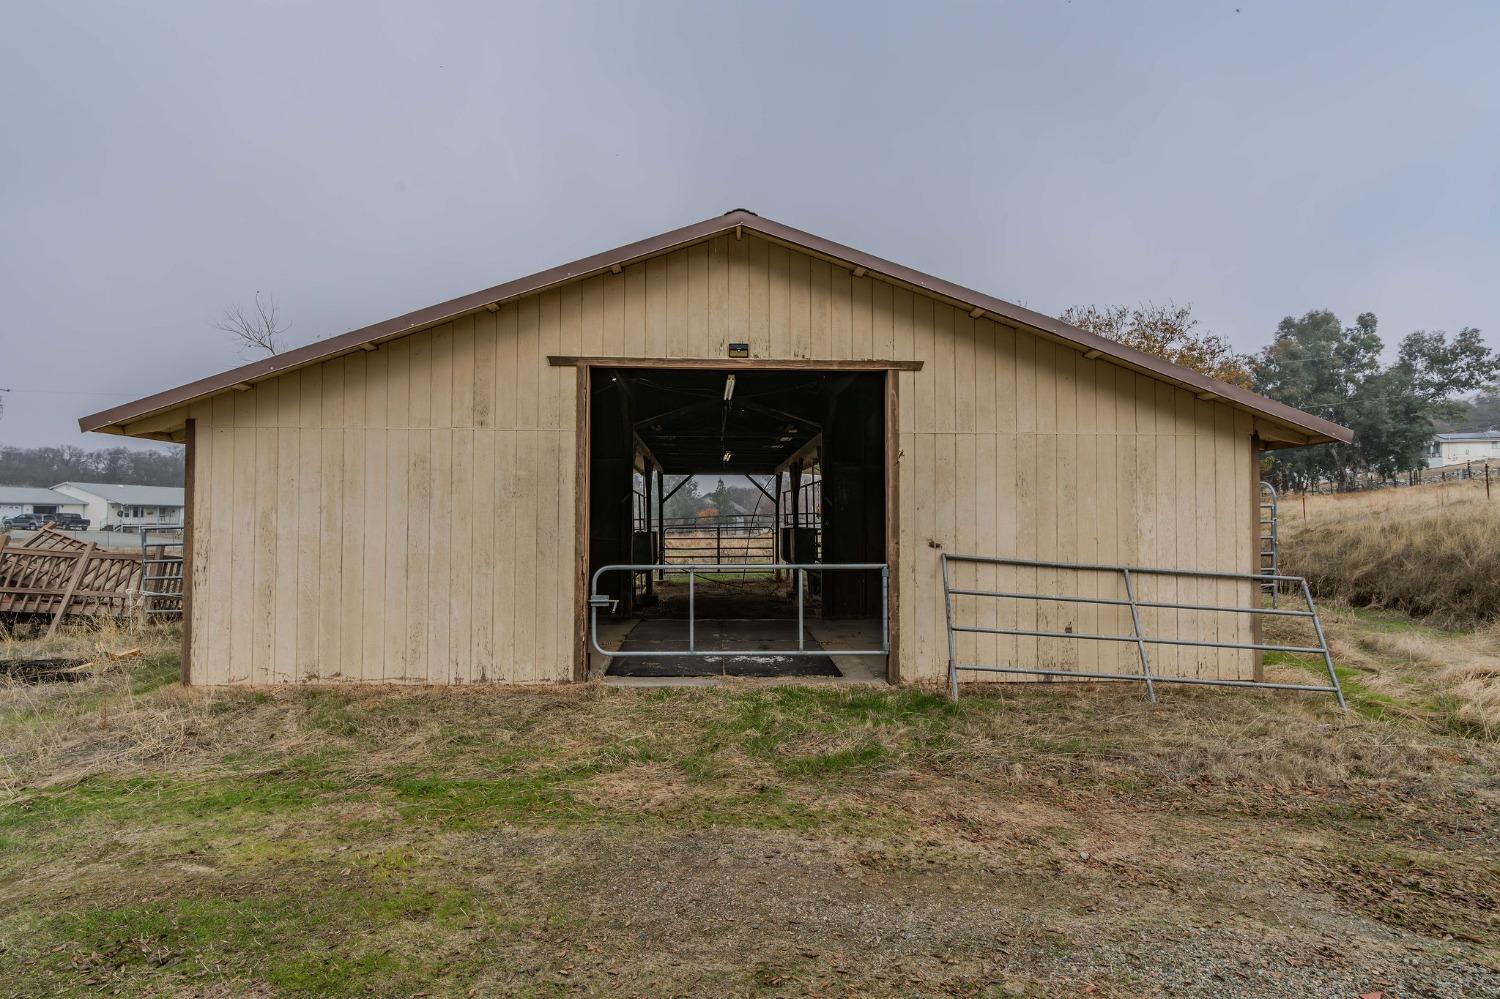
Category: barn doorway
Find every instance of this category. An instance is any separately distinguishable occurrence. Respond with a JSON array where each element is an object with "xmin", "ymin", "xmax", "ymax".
[{"xmin": 584, "ymin": 366, "xmax": 891, "ymax": 683}]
